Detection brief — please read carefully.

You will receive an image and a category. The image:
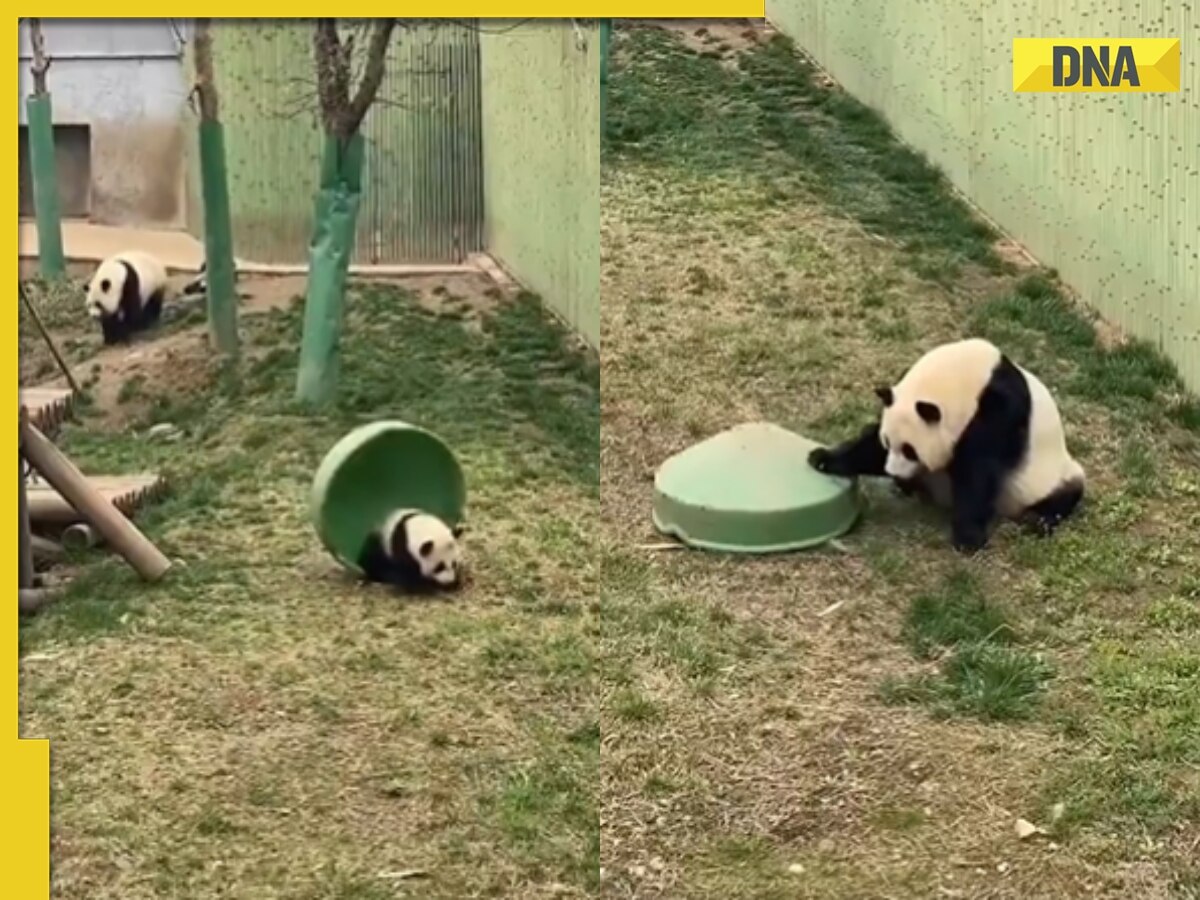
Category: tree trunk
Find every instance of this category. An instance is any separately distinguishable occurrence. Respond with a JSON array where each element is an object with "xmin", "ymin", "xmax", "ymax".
[
  {"xmin": 26, "ymin": 18, "xmax": 64, "ymax": 277},
  {"xmin": 296, "ymin": 19, "xmax": 396, "ymax": 405},
  {"xmin": 192, "ymin": 18, "xmax": 219, "ymax": 121},
  {"xmin": 29, "ymin": 18, "xmax": 49, "ymax": 96},
  {"xmin": 191, "ymin": 18, "xmax": 239, "ymax": 357},
  {"xmin": 312, "ymin": 18, "xmax": 396, "ymax": 140}
]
